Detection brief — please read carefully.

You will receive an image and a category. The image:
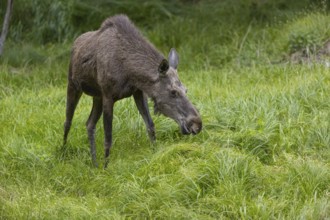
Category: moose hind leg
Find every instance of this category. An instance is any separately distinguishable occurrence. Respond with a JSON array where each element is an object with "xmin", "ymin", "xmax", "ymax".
[
  {"xmin": 86, "ymin": 97, "xmax": 103, "ymax": 167},
  {"xmin": 102, "ymin": 97, "xmax": 114, "ymax": 168},
  {"xmin": 133, "ymin": 90, "xmax": 155, "ymax": 142},
  {"xmin": 63, "ymin": 82, "xmax": 82, "ymax": 145}
]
